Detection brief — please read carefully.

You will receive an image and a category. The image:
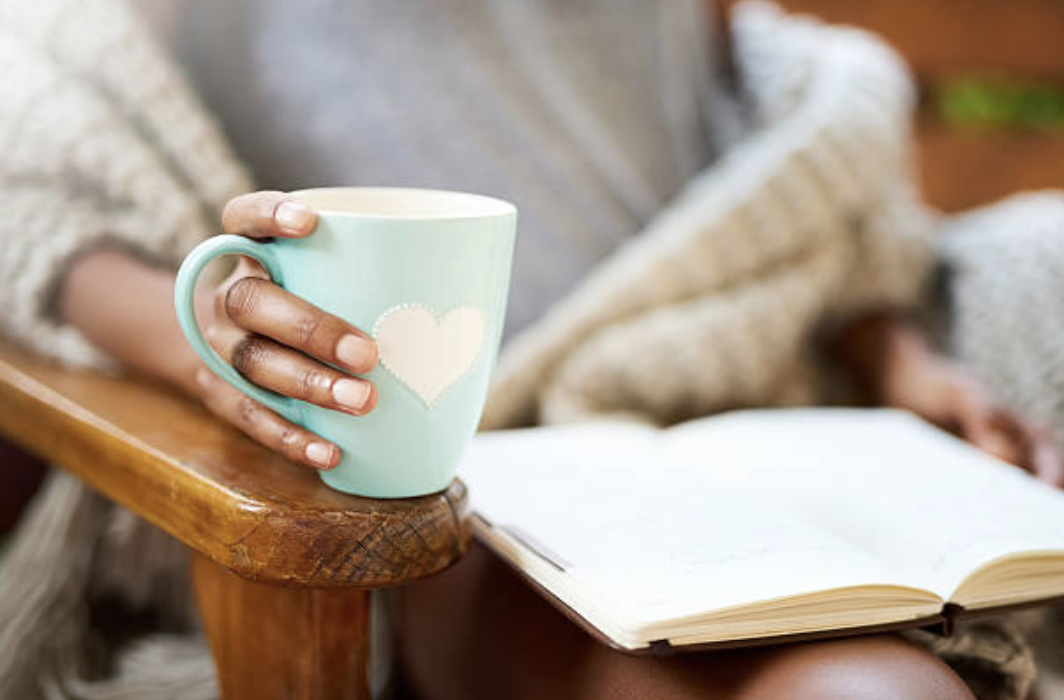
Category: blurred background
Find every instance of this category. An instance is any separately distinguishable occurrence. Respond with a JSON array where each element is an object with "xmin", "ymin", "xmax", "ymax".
[{"xmin": 720, "ymin": 0, "xmax": 1064, "ymax": 212}]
